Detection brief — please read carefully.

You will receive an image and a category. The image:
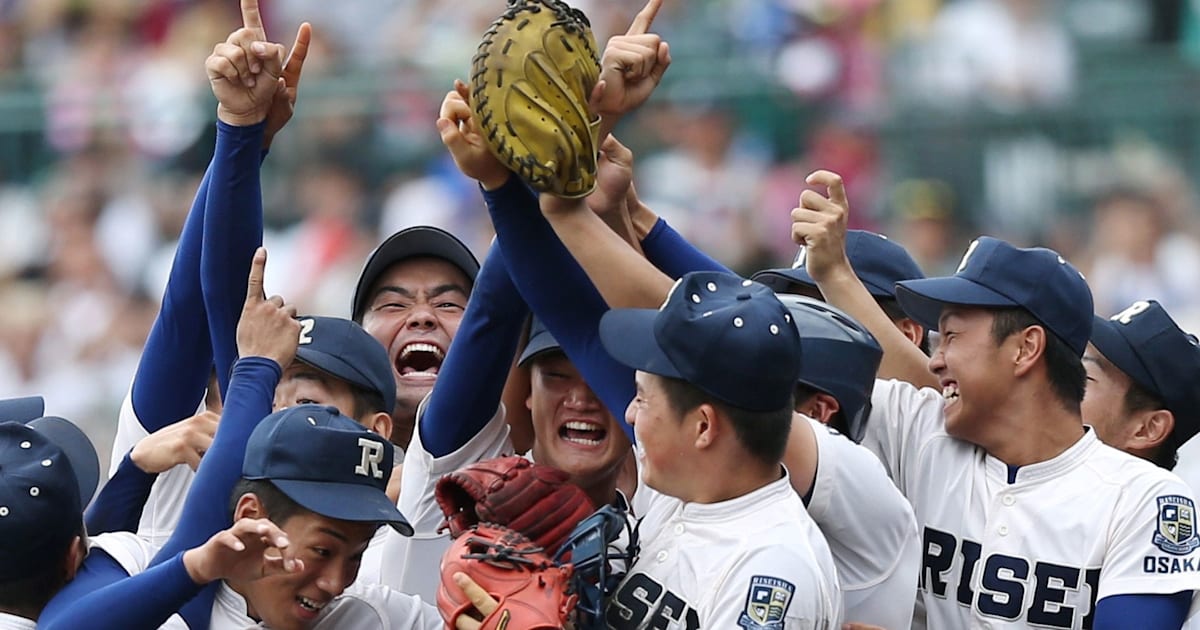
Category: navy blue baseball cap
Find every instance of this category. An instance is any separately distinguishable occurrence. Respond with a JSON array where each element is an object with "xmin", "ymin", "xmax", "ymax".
[
  {"xmin": 895, "ymin": 237, "xmax": 1094, "ymax": 356},
  {"xmin": 752, "ymin": 230, "xmax": 925, "ymax": 300},
  {"xmin": 776, "ymin": 295, "xmax": 882, "ymax": 443},
  {"xmin": 352, "ymin": 226, "xmax": 479, "ymax": 322},
  {"xmin": 294, "ymin": 316, "xmax": 397, "ymax": 415},
  {"xmin": 1090, "ymin": 300, "xmax": 1200, "ymax": 445},
  {"xmin": 599, "ymin": 271, "xmax": 802, "ymax": 412},
  {"xmin": 243, "ymin": 405, "xmax": 413, "ymax": 535},
  {"xmin": 519, "ymin": 317, "xmax": 562, "ymax": 367},
  {"xmin": 0, "ymin": 413, "xmax": 100, "ymax": 580},
  {"xmin": 0, "ymin": 396, "xmax": 45, "ymax": 424}
]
